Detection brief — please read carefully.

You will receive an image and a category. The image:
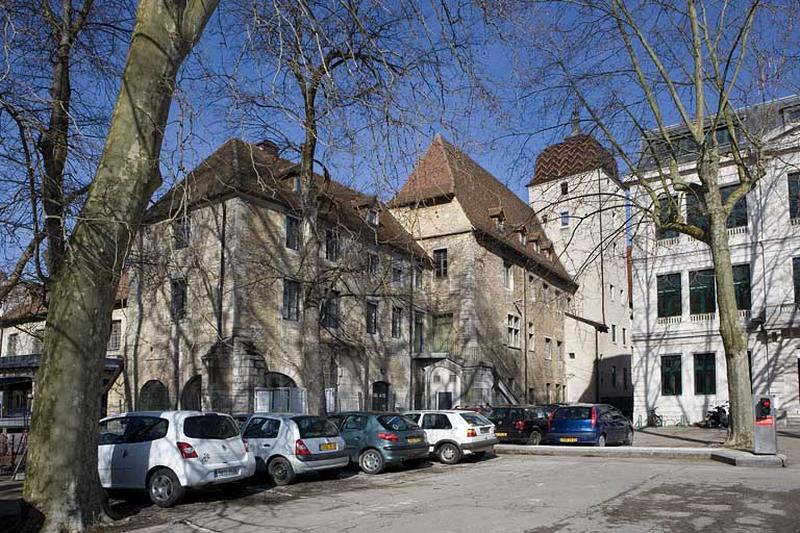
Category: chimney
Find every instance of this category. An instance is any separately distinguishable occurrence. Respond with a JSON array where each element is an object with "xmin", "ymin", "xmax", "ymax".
[{"xmin": 569, "ymin": 108, "xmax": 581, "ymax": 137}]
